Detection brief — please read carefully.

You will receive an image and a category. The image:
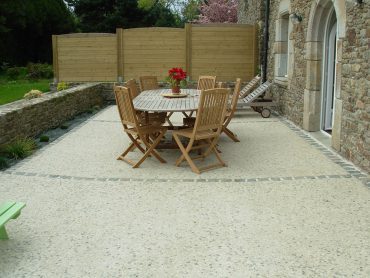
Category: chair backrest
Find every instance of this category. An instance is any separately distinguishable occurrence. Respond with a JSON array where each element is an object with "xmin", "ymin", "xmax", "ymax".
[
  {"xmin": 193, "ymin": 88, "xmax": 229, "ymax": 133},
  {"xmin": 197, "ymin": 76, "xmax": 216, "ymax": 91},
  {"xmin": 239, "ymin": 75, "xmax": 261, "ymax": 98},
  {"xmin": 114, "ymin": 86, "xmax": 138, "ymax": 128},
  {"xmin": 139, "ymin": 76, "xmax": 159, "ymax": 91},
  {"xmin": 224, "ymin": 78, "xmax": 242, "ymax": 126},
  {"xmin": 229, "ymin": 78, "xmax": 242, "ymax": 113},
  {"xmin": 125, "ymin": 79, "xmax": 140, "ymax": 99}
]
